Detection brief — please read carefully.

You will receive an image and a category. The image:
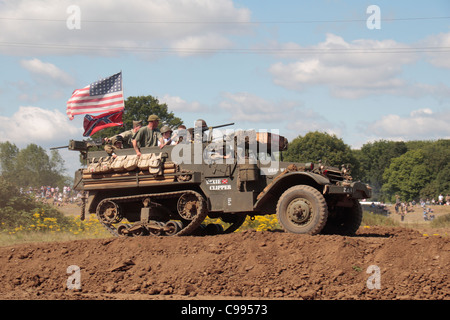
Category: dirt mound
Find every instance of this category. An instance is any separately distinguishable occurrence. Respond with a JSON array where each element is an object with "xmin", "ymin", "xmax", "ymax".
[{"xmin": 0, "ymin": 227, "xmax": 448, "ymax": 300}]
